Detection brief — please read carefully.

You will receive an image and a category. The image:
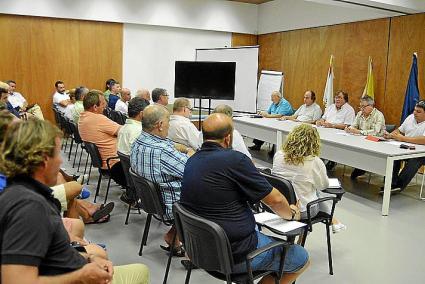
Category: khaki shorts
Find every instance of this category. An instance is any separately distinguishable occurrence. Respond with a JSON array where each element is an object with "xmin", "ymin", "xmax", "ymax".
[{"xmin": 51, "ymin": 184, "xmax": 67, "ymax": 212}]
